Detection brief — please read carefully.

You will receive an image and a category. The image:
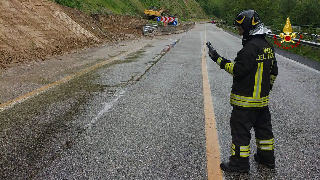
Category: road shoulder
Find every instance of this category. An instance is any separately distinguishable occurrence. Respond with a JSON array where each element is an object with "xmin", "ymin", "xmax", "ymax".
[{"xmin": 0, "ymin": 38, "xmax": 152, "ymax": 104}]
